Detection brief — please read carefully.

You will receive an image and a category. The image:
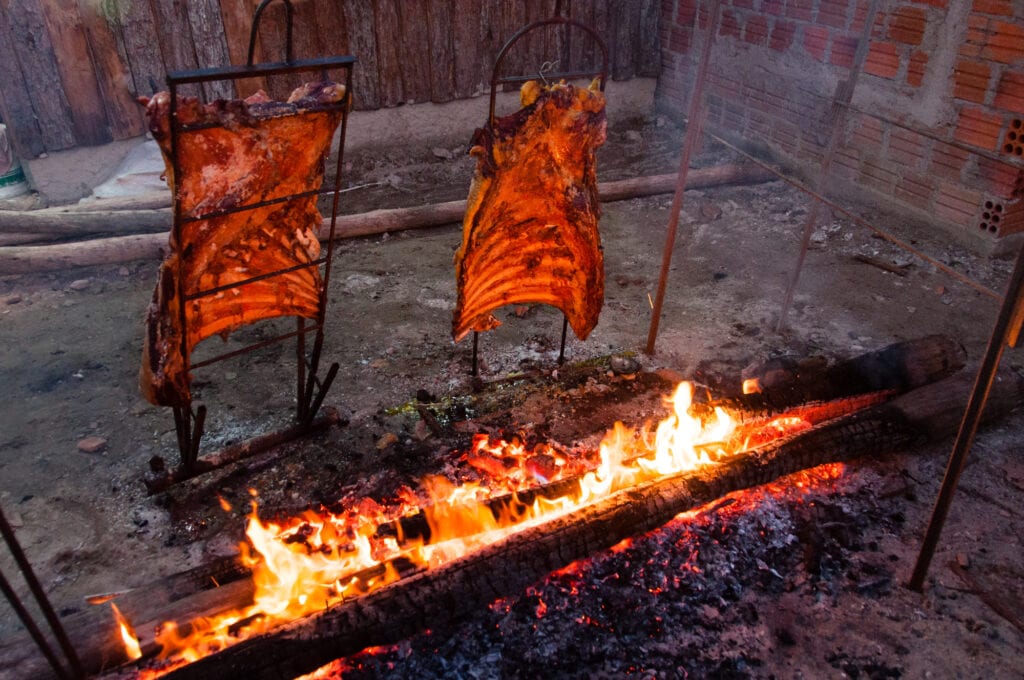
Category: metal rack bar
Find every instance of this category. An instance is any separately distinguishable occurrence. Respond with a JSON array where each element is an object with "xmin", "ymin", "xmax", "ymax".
[
  {"xmin": 645, "ymin": 0, "xmax": 722, "ymax": 355},
  {"xmin": 471, "ymin": 3, "xmax": 610, "ymax": 375},
  {"xmin": 157, "ymin": 0, "xmax": 354, "ymax": 474},
  {"xmin": 909, "ymin": 239, "xmax": 1024, "ymax": 590},
  {"xmin": 775, "ymin": 0, "xmax": 880, "ymax": 331},
  {"xmin": 0, "ymin": 505, "xmax": 83, "ymax": 679}
]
